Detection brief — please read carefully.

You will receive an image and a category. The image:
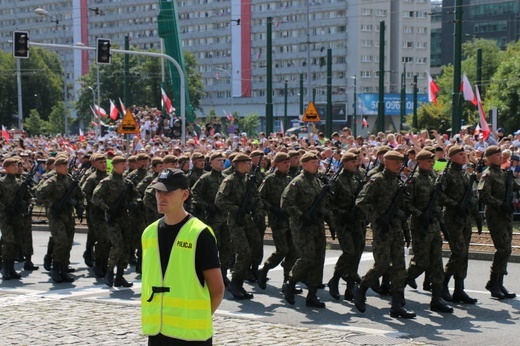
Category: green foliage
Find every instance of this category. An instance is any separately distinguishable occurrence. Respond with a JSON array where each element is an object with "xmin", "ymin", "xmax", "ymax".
[
  {"xmin": 46, "ymin": 101, "xmax": 69, "ymax": 135},
  {"xmin": 408, "ymin": 100, "xmax": 451, "ymax": 133},
  {"xmin": 235, "ymin": 113, "xmax": 260, "ymax": 137},
  {"xmin": 24, "ymin": 109, "xmax": 44, "ymax": 137}
]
